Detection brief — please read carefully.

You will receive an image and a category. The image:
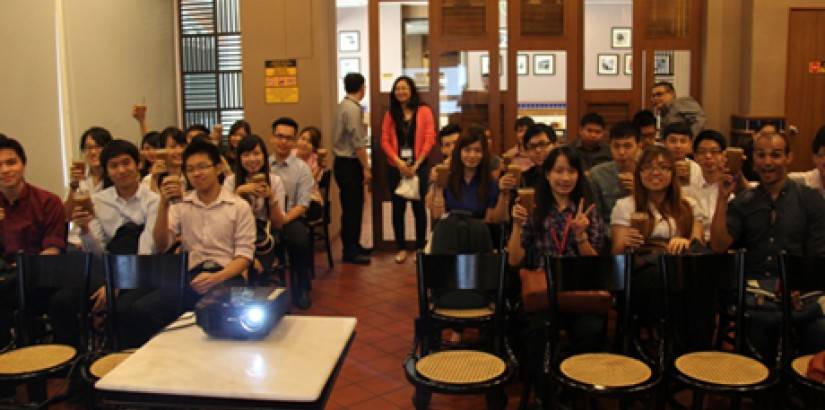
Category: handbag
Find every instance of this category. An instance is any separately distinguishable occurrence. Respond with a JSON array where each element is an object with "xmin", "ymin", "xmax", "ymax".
[
  {"xmin": 255, "ymin": 219, "xmax": 276, "ymax": 255},
  {"xmin": 395, "ymin": 175, "xmax": 420, "ymax": 200},
  {"xmin": 519, "ymin": 268, "xmax": 612, "ymax": 314}
]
